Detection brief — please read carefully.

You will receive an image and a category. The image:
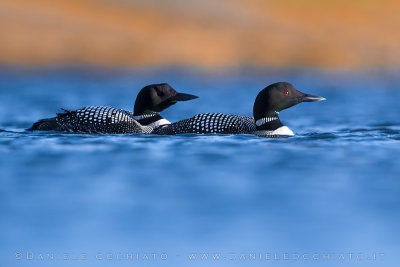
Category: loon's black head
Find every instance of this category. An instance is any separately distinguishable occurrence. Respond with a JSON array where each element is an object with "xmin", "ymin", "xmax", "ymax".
[
  {"xmin": 253, "ymin": 82, "xmax": 325, "ymax": 129},
  {"xmin": 134, "ymin": 83, "xmax": 198, "ymax": 116}
]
